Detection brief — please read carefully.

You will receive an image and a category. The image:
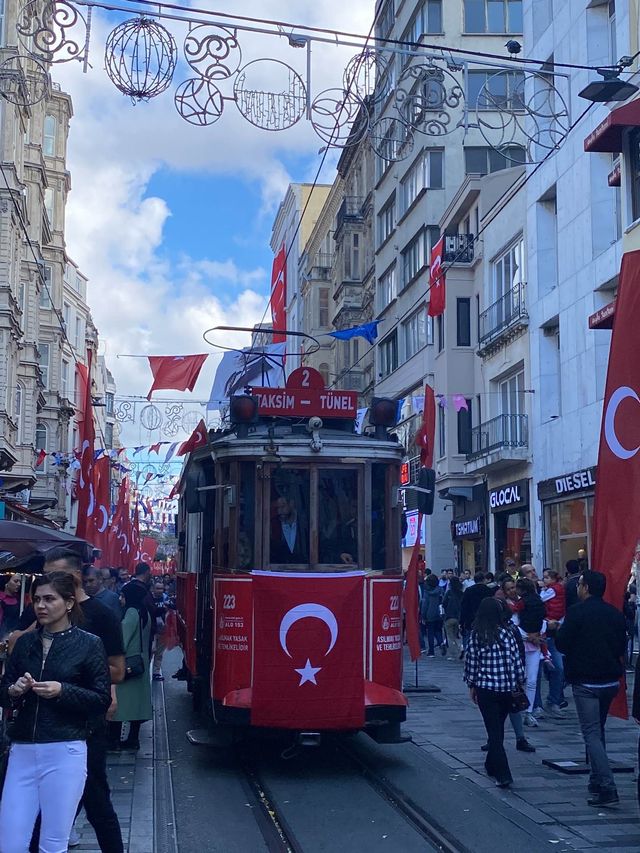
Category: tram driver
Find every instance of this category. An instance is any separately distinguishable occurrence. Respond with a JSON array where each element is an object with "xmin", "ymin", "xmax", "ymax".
[{"xmin": 270, "ymin": 496, "xmax": 309, "ymax": 564}]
